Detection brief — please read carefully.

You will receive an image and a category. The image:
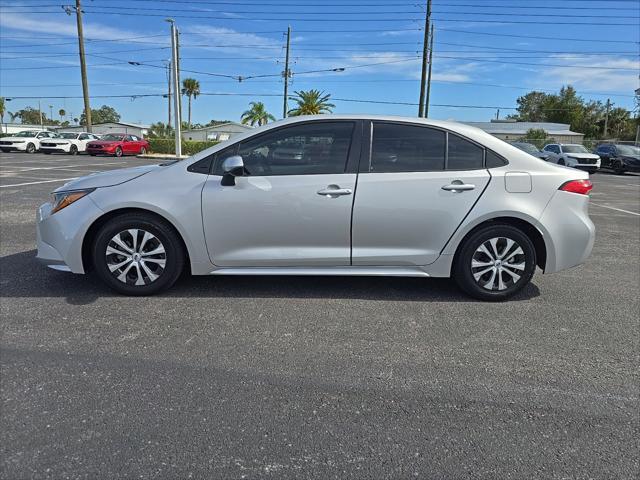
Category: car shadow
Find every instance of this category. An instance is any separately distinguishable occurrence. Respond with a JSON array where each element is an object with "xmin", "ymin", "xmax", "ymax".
[{"xmin": 0, "ymin": 250, "xmax": 540, "ymax": 304}]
